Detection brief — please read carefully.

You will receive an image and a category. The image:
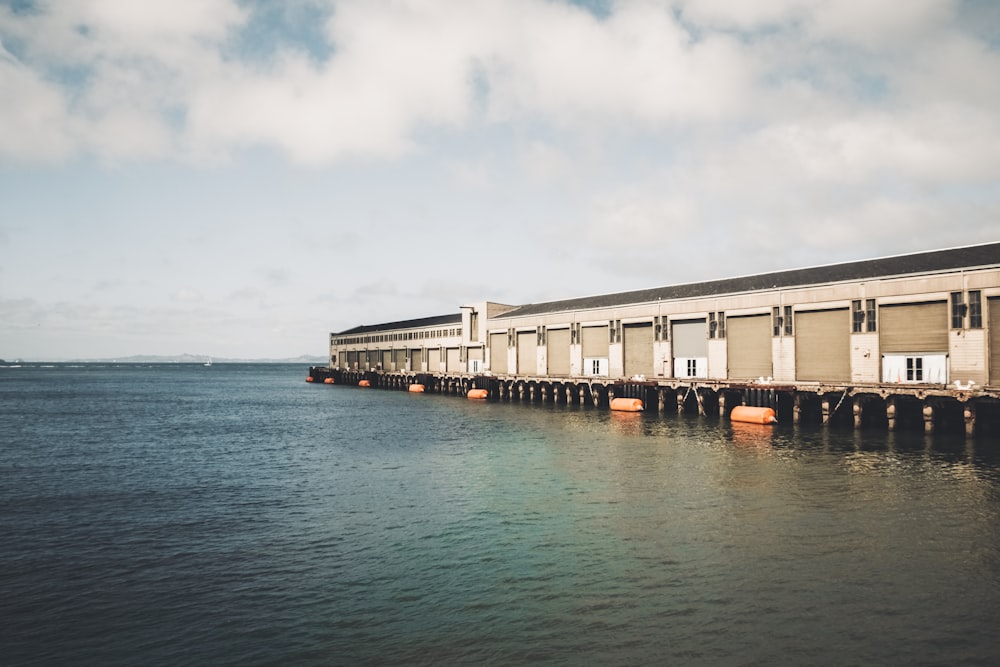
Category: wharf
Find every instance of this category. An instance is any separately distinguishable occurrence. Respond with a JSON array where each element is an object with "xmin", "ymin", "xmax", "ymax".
[{"xmin": 308, "ymin": 367, "xmax": 1000, "ymax": 438}]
